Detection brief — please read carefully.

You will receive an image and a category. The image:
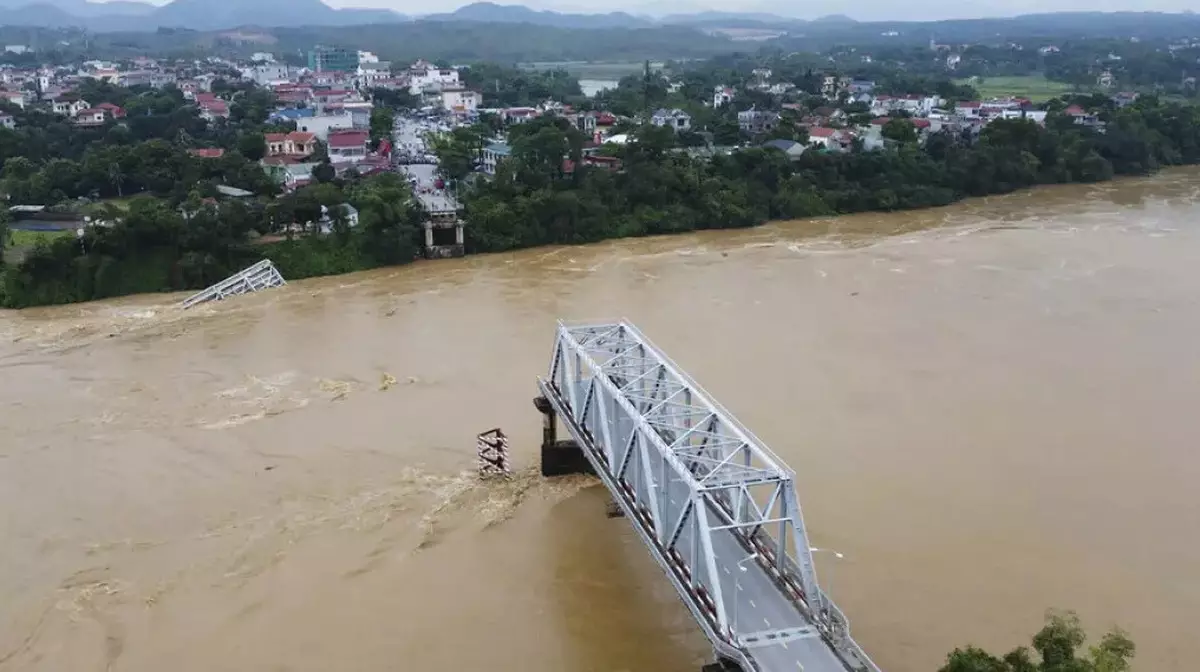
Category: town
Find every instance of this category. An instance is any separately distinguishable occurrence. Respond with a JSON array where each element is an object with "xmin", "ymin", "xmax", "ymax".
[{"xmin": 0, "ymin": 36, "xmax": 1195, "ymax": 307}]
